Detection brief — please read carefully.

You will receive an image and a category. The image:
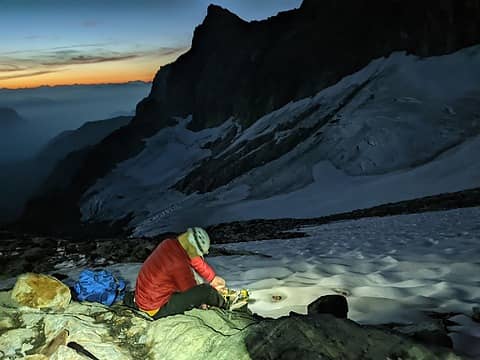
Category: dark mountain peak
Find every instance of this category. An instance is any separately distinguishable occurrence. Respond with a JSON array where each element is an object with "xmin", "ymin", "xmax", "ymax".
[
  {"xmin": 0, "ymin": 107, "xmax": 20, "ymax": 118},
  {"xmin": 205, "ymin": 4, "xmax": 245, "ymax": 24},
  {"xmin": 192, "ymin": 3, "xmax": 247, "ymax": 46},
  {"xmin": 0, "ymin": 107, "xmax": 24, "ymax": 127},
  {"xmin": 299, "ymin": 0, "xmax": 326, "ymax": 9}
]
